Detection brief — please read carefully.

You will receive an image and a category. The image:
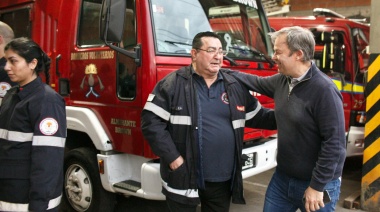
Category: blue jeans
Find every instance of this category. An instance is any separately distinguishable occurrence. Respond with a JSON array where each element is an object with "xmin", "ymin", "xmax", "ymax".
[{"xmin": 263, "ymin": 169, "xmax": 341, "ymax": 212}]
